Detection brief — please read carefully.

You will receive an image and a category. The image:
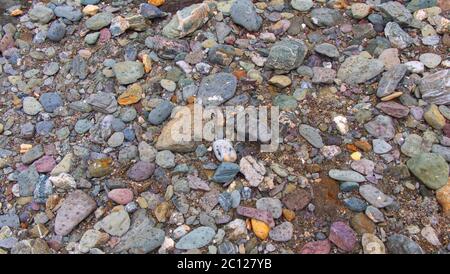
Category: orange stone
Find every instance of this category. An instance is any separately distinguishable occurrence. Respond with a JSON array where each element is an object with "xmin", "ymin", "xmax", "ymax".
[
  {"xmin": 346, "ymin": 144, "xmax": 358, "ymax": 152},
  {"xmin": 10, "ymin": 9, "xmax": 23, "ymax": 17},
  {"xmin": 118, "ymin": 83, "xmax": 143, "ymax": 105},
  {"xmin": 436, "ymin": 180, "xmax": 450, "ymax": 217},
  {"xmin": 282, "ymin": 208, "xmax": 296, "ymax": 221},
  {"xmin": 251, "ymin": 218, "xmax": 270, "ymax": 240},
  {"xmin": 142, "ymin": 54, "xmax": 152, "ymax": 73},
  {"xmin": 354, "ymin": 140, "xmax": 372, "ymax": 152},
  {"xmin": 233, "ymin": 70, "xmax": 247, "ymax": 80},
  {"xmin": 381, "ymin": 91, "xmax": 403, "ymax": 101},
  {"xmin": 148, "ymin": 0, "xmax": 165, "ymax": 7}
]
